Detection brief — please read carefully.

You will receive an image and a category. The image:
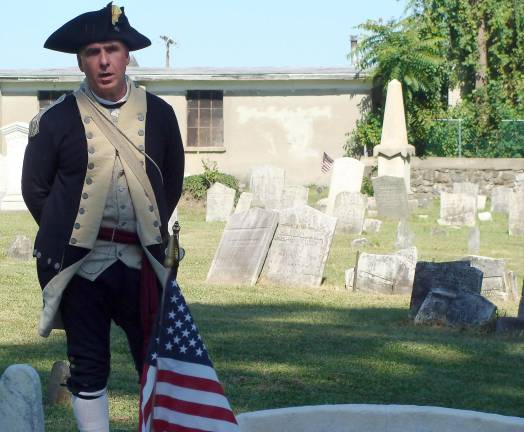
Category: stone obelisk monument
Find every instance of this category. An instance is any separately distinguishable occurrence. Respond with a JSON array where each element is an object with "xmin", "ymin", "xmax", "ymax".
[{"xmin": 373, "ymin": 79, "xmax": 415, "ymax": 192}]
